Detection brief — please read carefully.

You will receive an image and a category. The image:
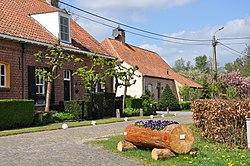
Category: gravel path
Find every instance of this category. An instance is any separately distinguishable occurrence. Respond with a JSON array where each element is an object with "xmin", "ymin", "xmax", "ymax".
[{"xmin": 0, "ymin": 112, "xmax": 192, "ymax": 166}]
